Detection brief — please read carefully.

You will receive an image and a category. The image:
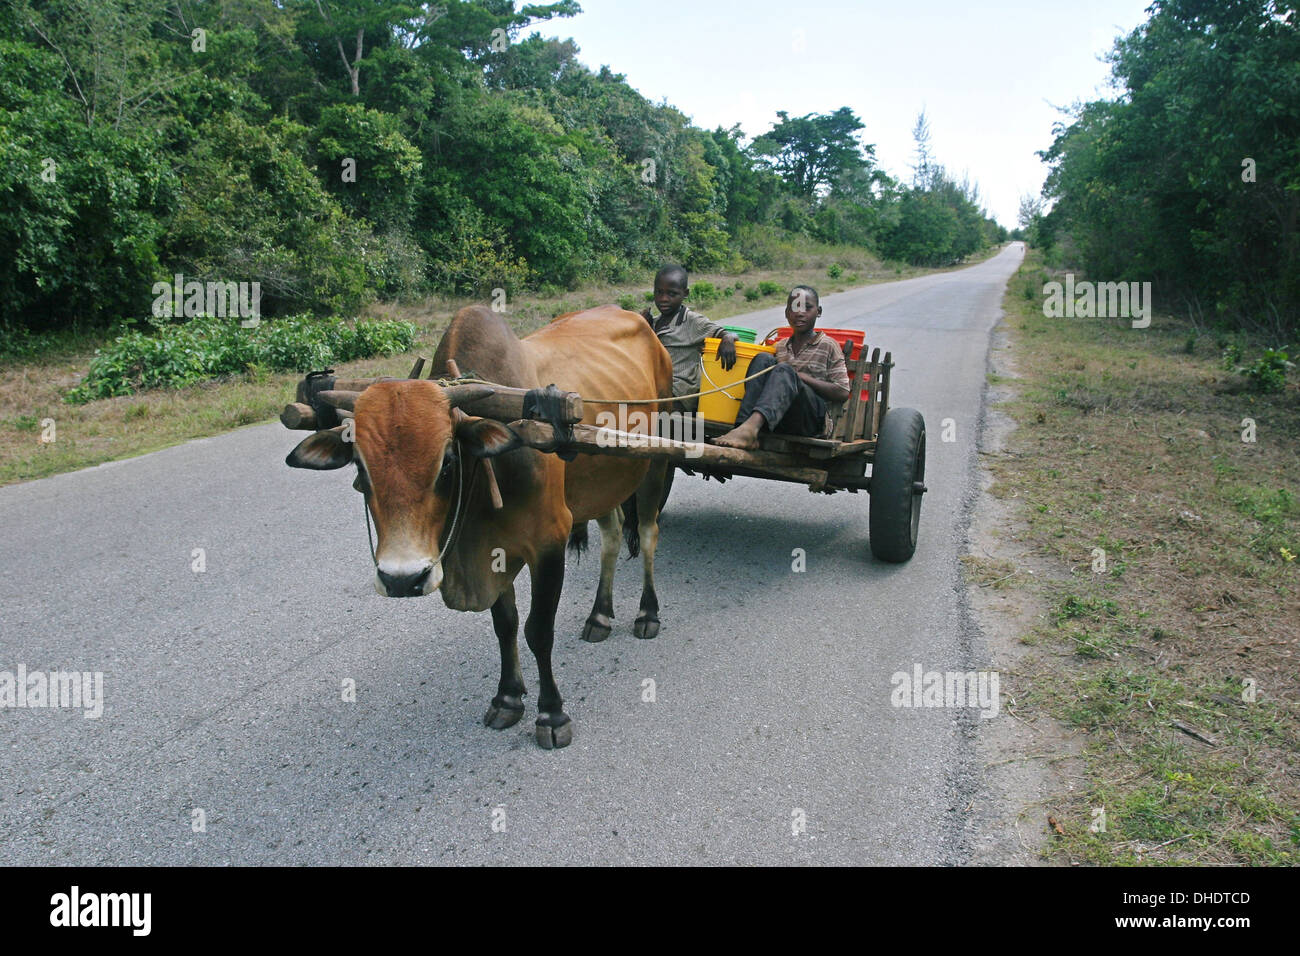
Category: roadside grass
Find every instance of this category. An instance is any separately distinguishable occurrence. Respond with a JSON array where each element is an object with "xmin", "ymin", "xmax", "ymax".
[
  {"xmin": 0, "ymin": 242, "xmax": 1005, "ymax": 486},
  {"xmin": 982, "ymin": 250, "xmax": 1299, "ymax": 864}
]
